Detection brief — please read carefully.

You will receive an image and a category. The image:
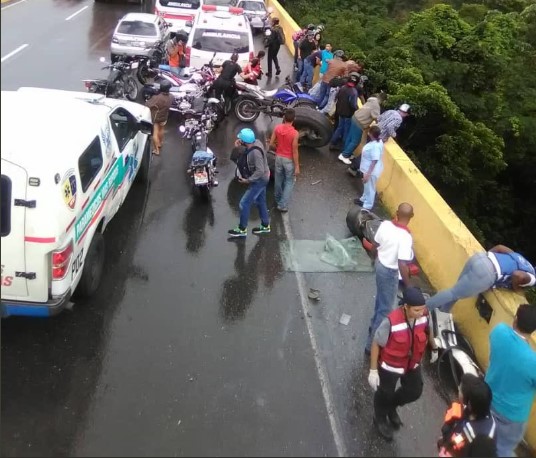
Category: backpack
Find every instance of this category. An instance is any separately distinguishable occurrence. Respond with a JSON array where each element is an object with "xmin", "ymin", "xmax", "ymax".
[
  {"xmin": 236, "ymin": 146, "xmax": 265, "ymax": 180},
  {"xmin": 276, "ymin": 27, "xmax": 286, "ymax": 46}
]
